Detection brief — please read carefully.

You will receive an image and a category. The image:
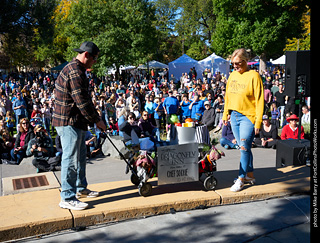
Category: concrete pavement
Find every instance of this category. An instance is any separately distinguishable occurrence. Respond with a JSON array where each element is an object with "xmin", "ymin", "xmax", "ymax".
[
  {"xmin": 25, "ymin": 195, "xmax": 311, "ymax": 243},
  {"xmin": 0, "ymin": 146, "xmax": 311, "ymax": 241}
]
